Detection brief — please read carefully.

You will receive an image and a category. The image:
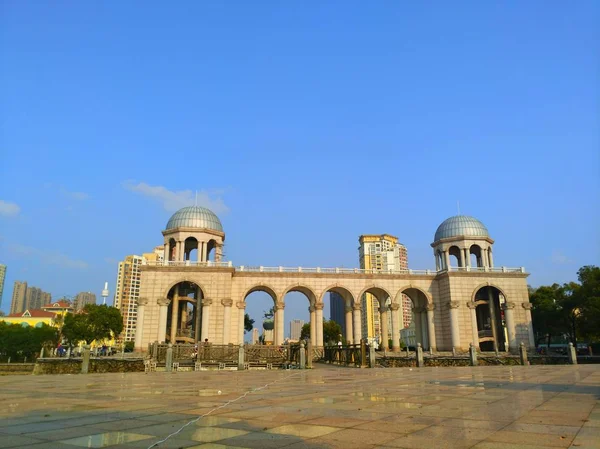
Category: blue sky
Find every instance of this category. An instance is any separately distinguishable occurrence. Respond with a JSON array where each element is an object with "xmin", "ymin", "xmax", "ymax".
[{"xmin": 1, "ymin": 2, "xmax": 598, "ymax": 332}]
